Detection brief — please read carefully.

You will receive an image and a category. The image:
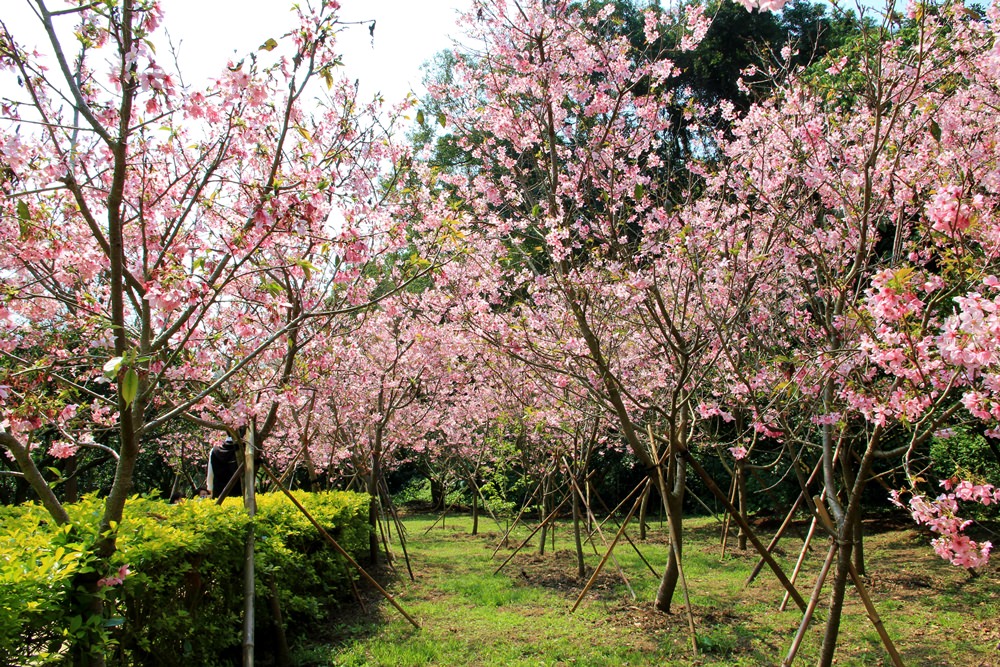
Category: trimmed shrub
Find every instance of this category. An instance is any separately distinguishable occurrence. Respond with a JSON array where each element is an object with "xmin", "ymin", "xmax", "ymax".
[{"xmin": 0, "ymin": 491, "xmax": 369, "ymax": 666}]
